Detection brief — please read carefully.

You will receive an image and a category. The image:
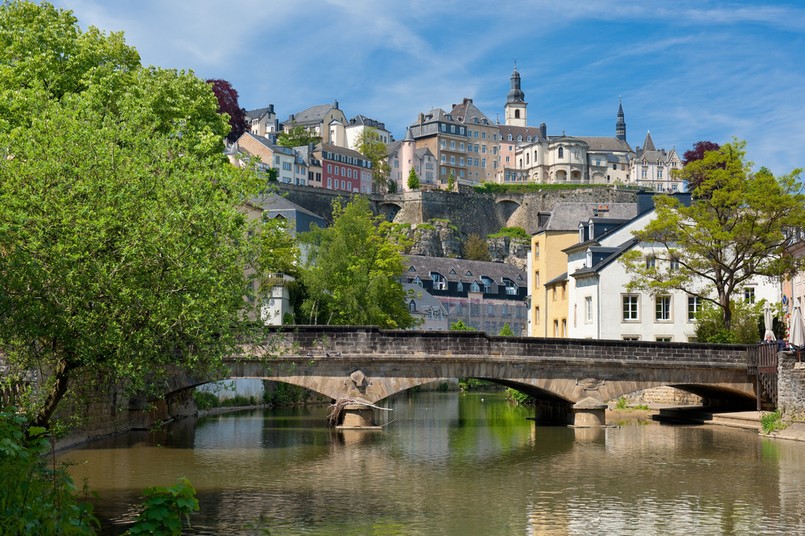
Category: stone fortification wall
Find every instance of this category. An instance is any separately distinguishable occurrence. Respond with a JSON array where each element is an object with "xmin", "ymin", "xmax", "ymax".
[
  {"xmin": 276, "ymin": 183, "xmax": 638, "ymax": 238},
  {"xmin": 778, "ymin": 352, "xmax": 805, "ymax": 420}
]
